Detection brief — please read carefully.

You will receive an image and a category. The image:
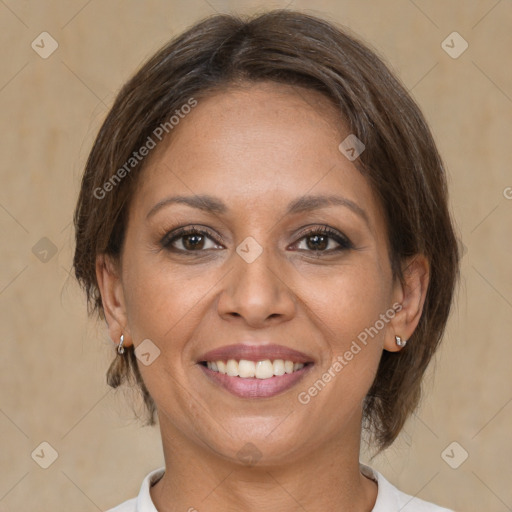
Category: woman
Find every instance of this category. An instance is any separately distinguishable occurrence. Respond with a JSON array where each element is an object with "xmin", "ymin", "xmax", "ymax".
[{"xmin": 73, "ymin": 9, "xmax": 460, "ymax": 511}]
